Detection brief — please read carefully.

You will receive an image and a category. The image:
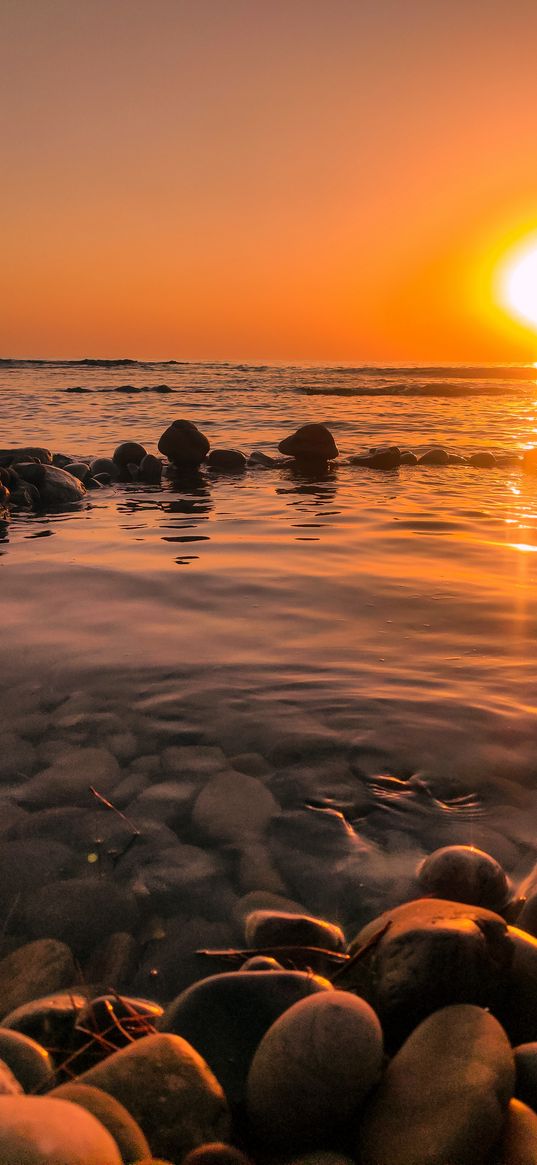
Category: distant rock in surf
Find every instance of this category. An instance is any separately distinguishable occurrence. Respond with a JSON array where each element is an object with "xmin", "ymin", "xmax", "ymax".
[
  {"xmin": 158, "ymin": 420, "xmax": 210, "ymax": 468},
  {"xmin": 278, "ymin": 424, "xmax": 338, "ymax": 465},
  {"xmin": 349, "ymin": 447, "xmax": 401, "ymax": 469},
  {"xmin": 207, "ymin": 450, "xmax": 247, "ymax": 472},
  {"xmin": 0, "ymin": 447, "xmax": 52, "ymax": 467},
  {"xmin": 113, "ymin": 442, "xmax": 147, "ymax": 470},
  {"xmin": 418, "ymin": 447, "xmax": 449, "ymax": 465}
]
